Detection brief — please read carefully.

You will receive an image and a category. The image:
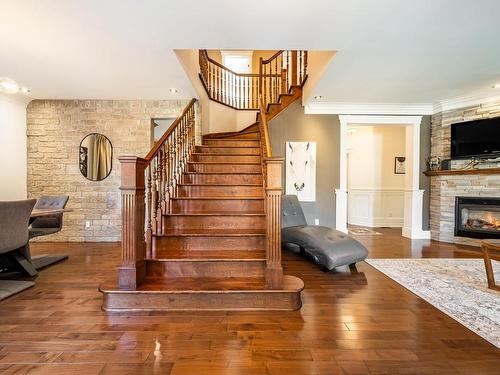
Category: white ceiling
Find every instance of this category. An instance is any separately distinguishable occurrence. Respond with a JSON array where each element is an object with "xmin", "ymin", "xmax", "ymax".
[{"xmin": 1, "ymin": 0, "xmax": 500, "ymax": 106}]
